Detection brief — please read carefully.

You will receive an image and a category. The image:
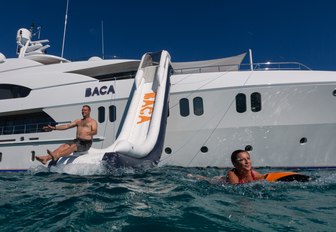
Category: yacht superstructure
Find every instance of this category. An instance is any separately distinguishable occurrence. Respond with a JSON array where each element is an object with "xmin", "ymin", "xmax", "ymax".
[{"xmin": 1, "ymin": 27, "xmax": 336, "ymax": 171}]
